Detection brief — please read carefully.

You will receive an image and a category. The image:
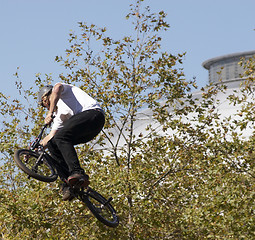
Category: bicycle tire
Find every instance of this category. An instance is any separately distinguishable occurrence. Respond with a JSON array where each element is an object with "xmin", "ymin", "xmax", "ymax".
[
  {"xmin": 14, "ymin": 149, "xmax": 58, "ymax": 182},
  {"xmin": 81, "ymin": 188, "xmax": 119, "ymax": 228}
]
